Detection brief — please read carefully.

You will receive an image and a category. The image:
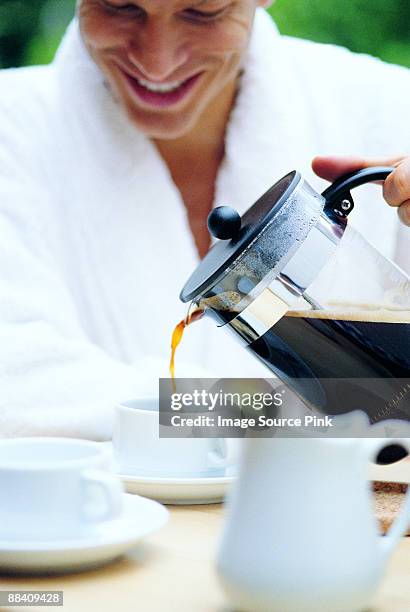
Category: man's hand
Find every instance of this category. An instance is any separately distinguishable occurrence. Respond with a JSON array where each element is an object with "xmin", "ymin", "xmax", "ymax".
[{"xmin": 312, "ymin": 155, "xmax": 410, "ymax": 226}]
